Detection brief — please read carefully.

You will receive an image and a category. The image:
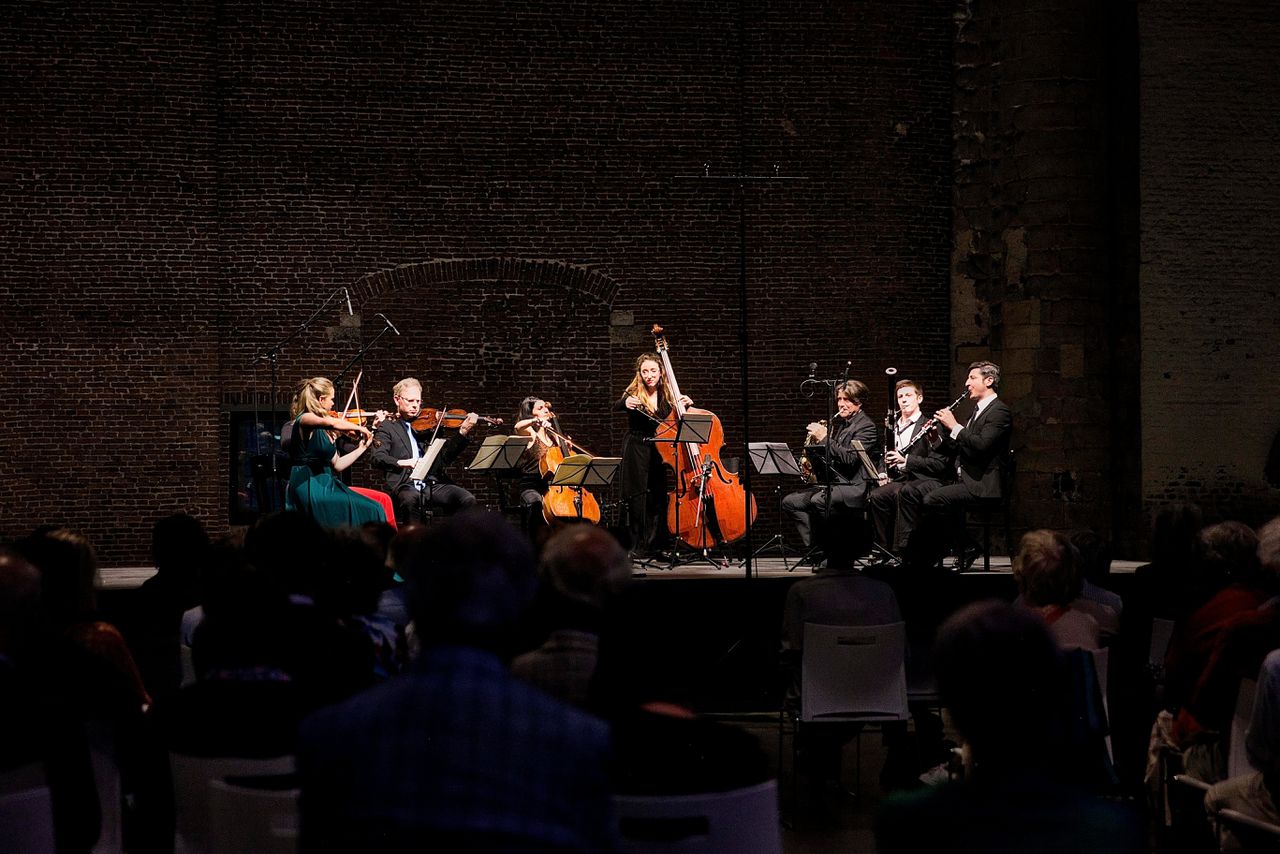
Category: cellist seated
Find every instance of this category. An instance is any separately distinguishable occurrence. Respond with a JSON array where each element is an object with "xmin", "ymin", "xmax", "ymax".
[{"xmin": 782, "ymin": 379, "xmax": 882, "ymax": 553}]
